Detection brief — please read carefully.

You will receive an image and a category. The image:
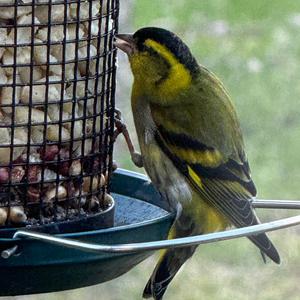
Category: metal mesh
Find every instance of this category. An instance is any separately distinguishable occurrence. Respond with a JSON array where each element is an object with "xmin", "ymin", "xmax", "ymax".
[{"xmin": 0, "ymin": 0, "xmax": 119, "ymax": 228}]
